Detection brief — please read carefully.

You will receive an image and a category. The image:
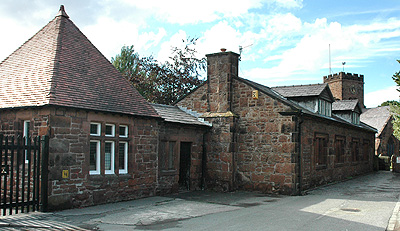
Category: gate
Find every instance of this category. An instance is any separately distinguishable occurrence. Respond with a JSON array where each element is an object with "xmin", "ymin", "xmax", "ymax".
[{"xmin": 0, "ymin": 135, "xmax": 49, "ymax": 215}]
